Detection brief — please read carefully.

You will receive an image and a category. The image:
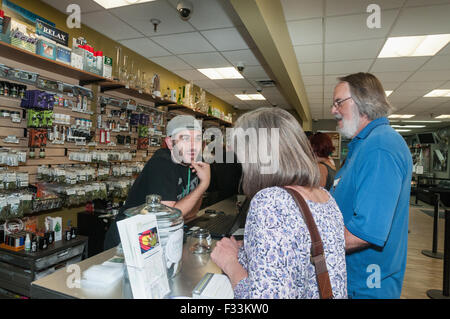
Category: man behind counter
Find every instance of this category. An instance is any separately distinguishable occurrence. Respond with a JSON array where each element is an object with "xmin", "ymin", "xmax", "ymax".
[{"xmin": 104, "ymin": 115, "xmax": 210, "ymax": 250}]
